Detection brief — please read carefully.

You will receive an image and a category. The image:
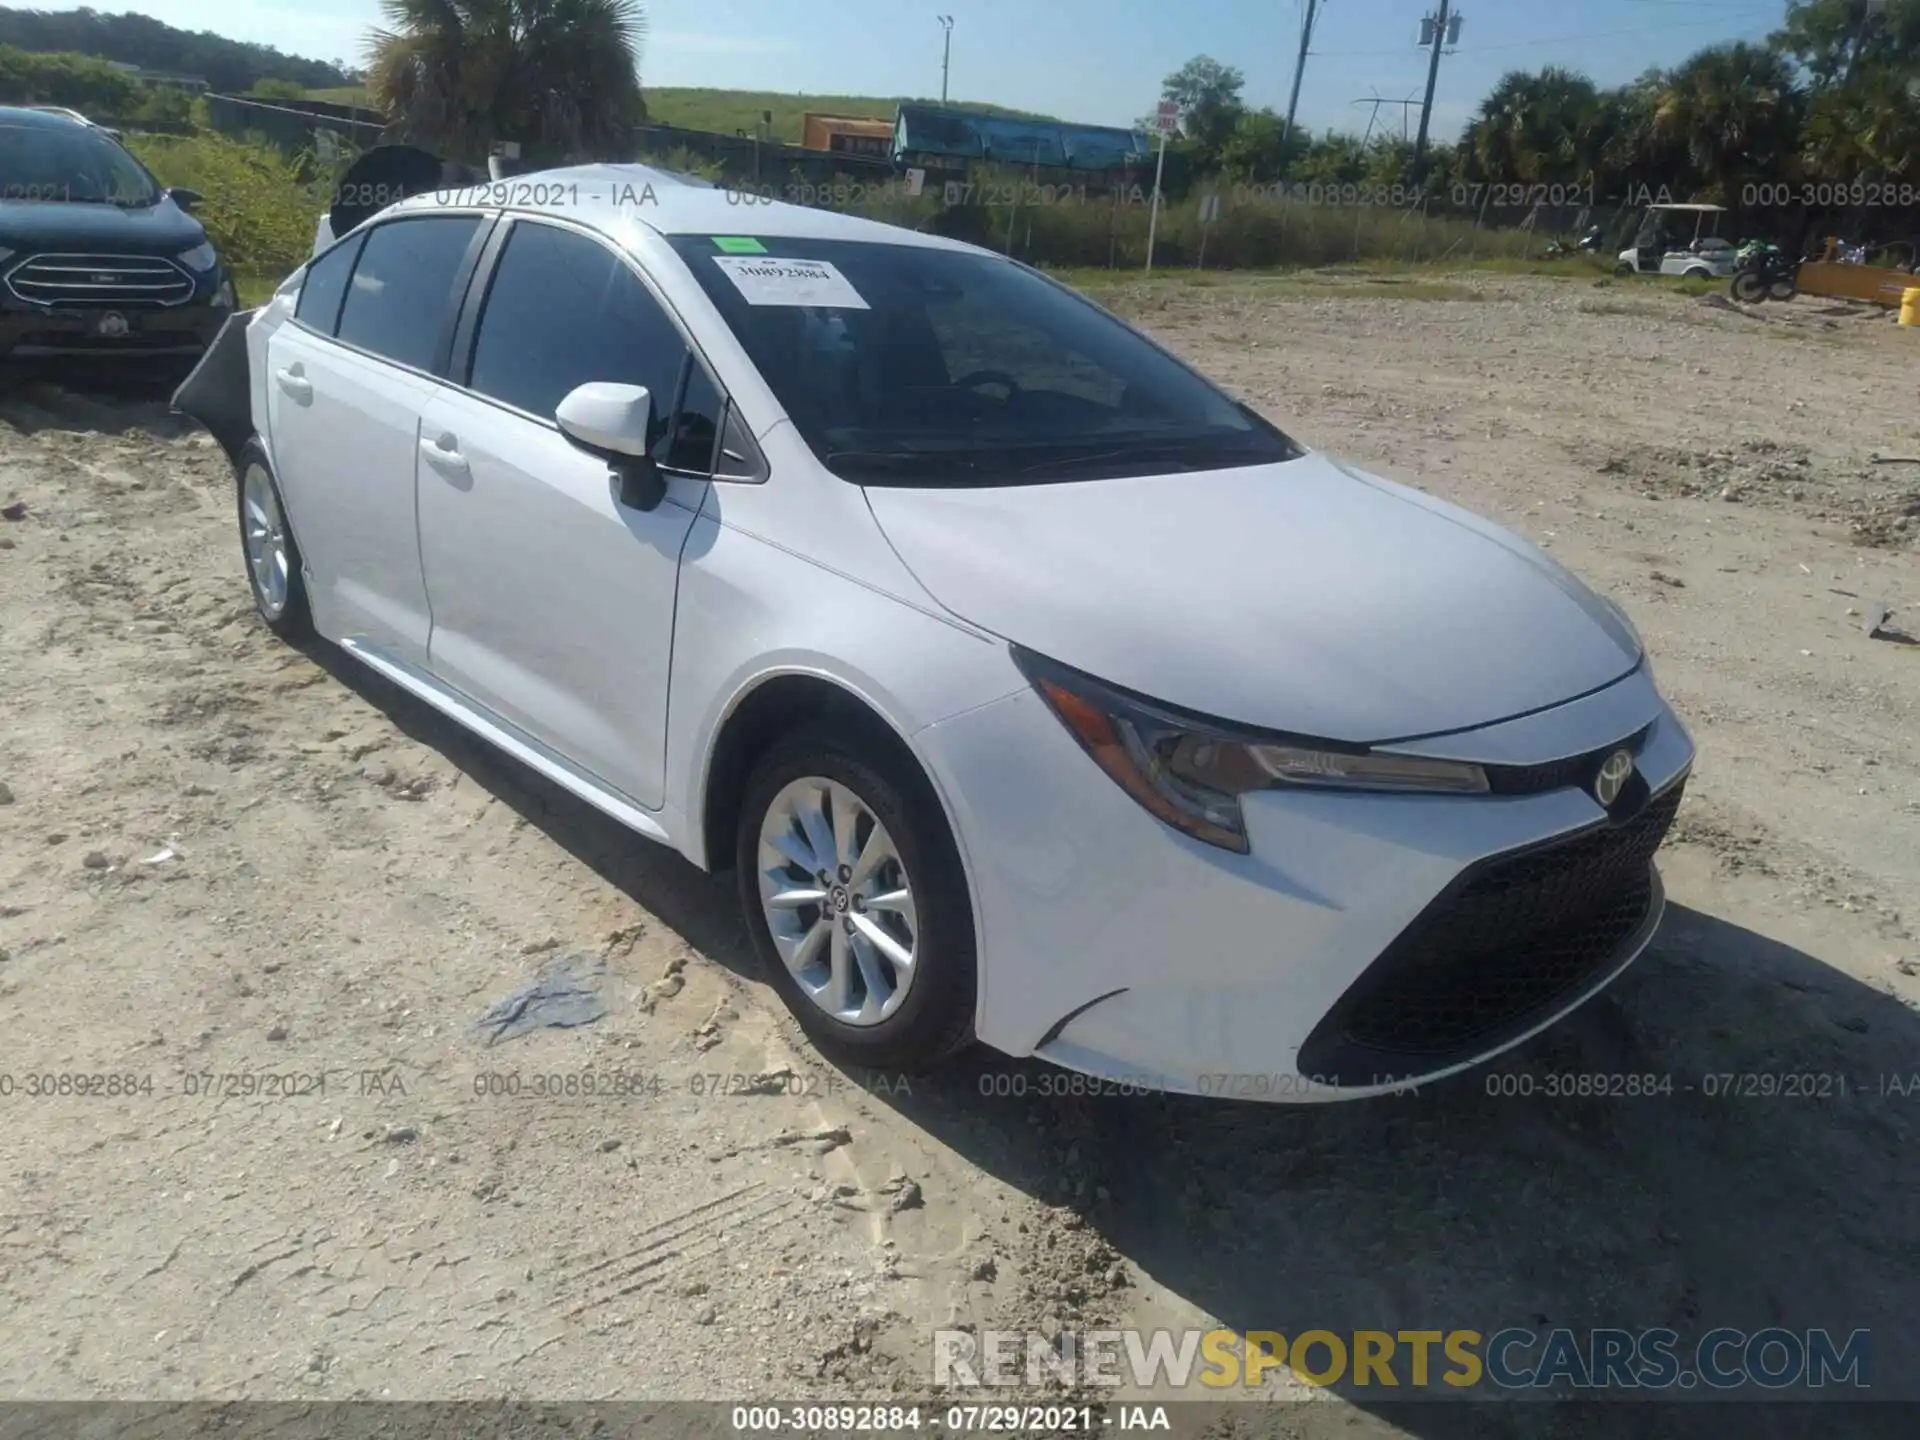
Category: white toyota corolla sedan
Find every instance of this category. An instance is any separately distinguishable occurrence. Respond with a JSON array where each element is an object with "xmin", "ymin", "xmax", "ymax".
[{"xmin": 175, "ymin": 164, "xmax": 1693, "ymax": 1101}]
